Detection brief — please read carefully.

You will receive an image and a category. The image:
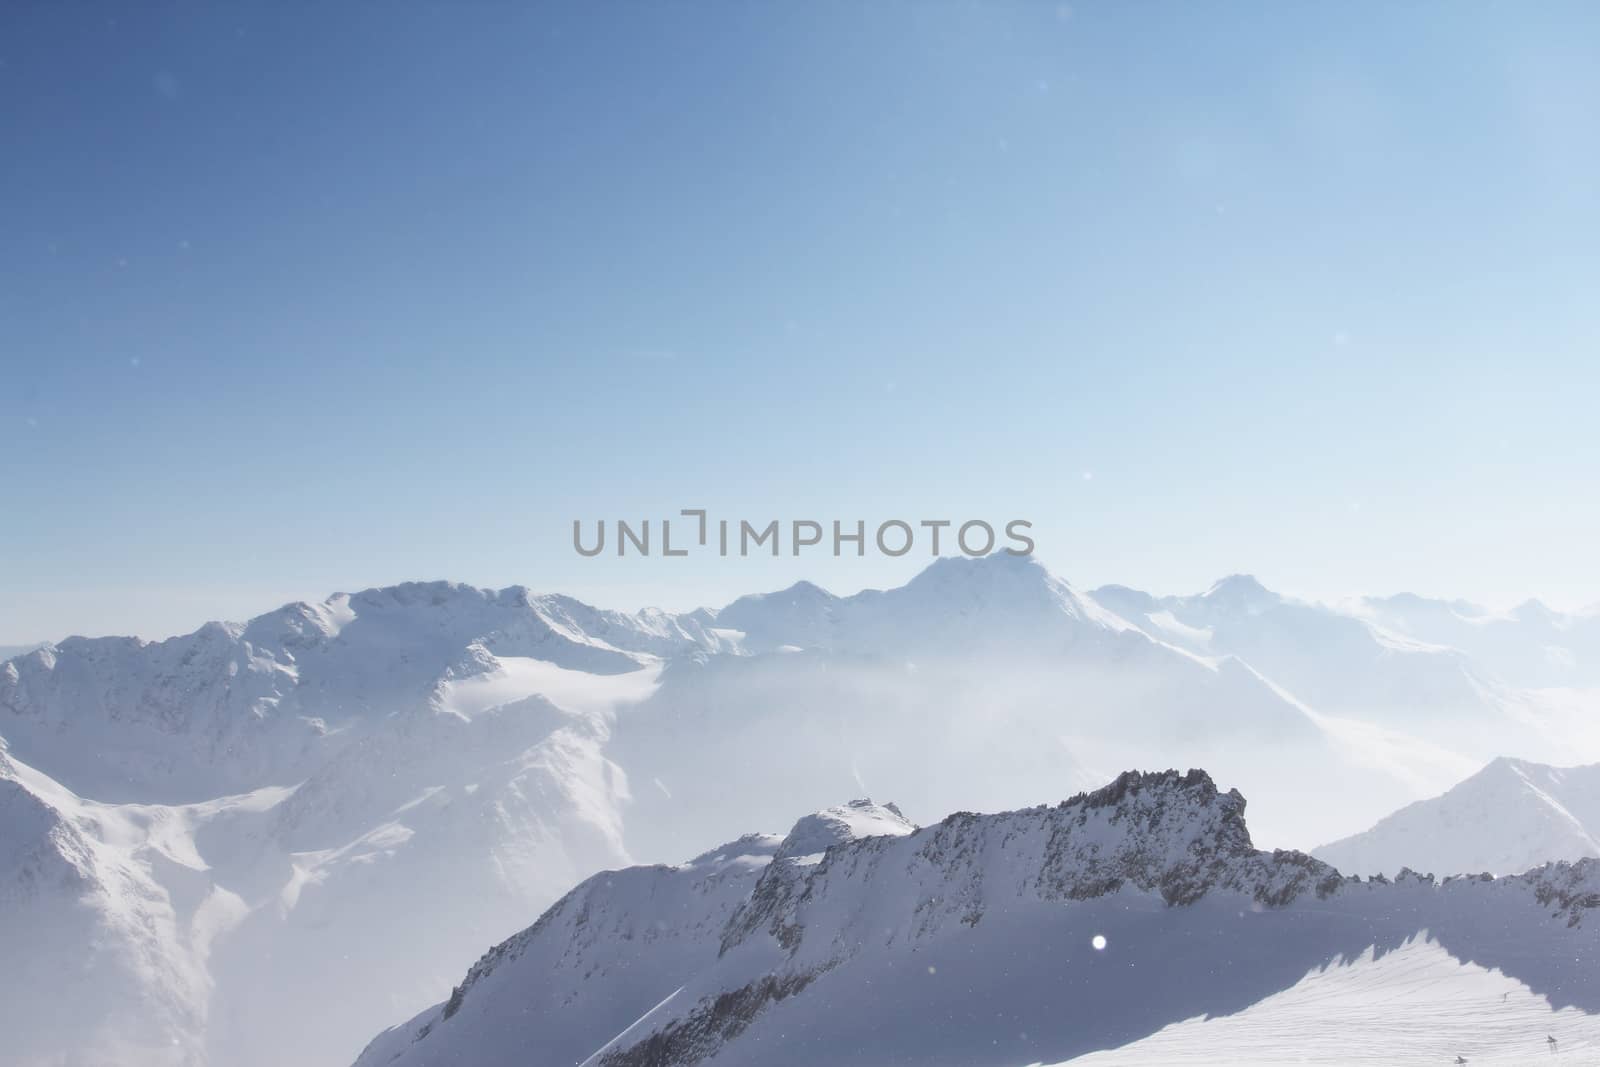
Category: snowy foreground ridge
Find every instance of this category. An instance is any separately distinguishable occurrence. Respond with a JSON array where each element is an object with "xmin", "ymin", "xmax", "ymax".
[{"xmin": 355, "ymin": 771, "xmax": 1600, "ymax": 1067}]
